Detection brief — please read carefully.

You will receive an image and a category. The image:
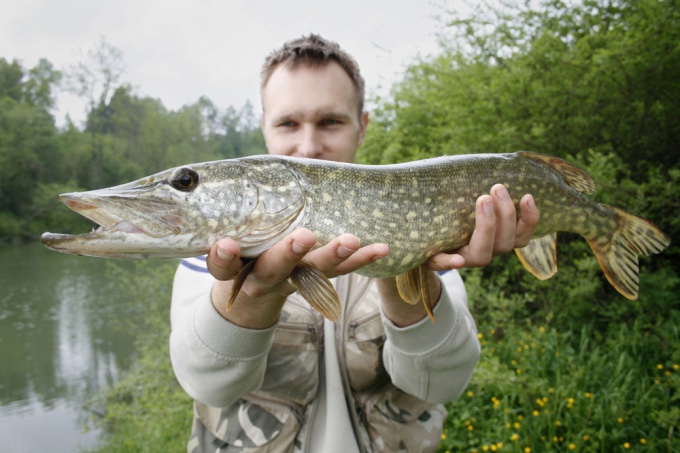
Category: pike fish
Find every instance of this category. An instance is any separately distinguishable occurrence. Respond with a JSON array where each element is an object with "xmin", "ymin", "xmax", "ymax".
[{"xmin": 41, "ymin": 152, "xmax": 671, "ymax": 321}]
